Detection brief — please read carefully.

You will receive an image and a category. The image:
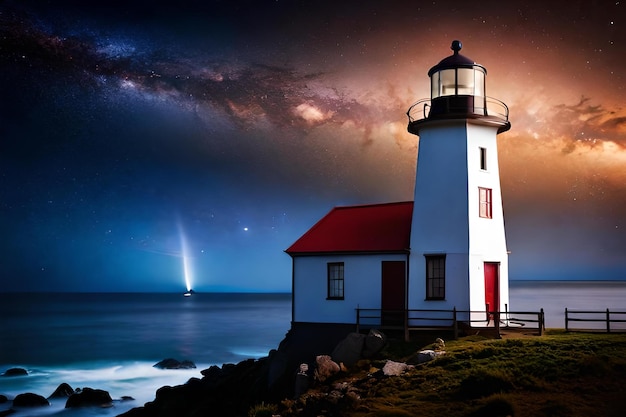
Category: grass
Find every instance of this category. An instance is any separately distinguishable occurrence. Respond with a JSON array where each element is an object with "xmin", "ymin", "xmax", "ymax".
[{"xmin": 279, "ymin": 330, "xmax": 626, "ymax": 416}]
